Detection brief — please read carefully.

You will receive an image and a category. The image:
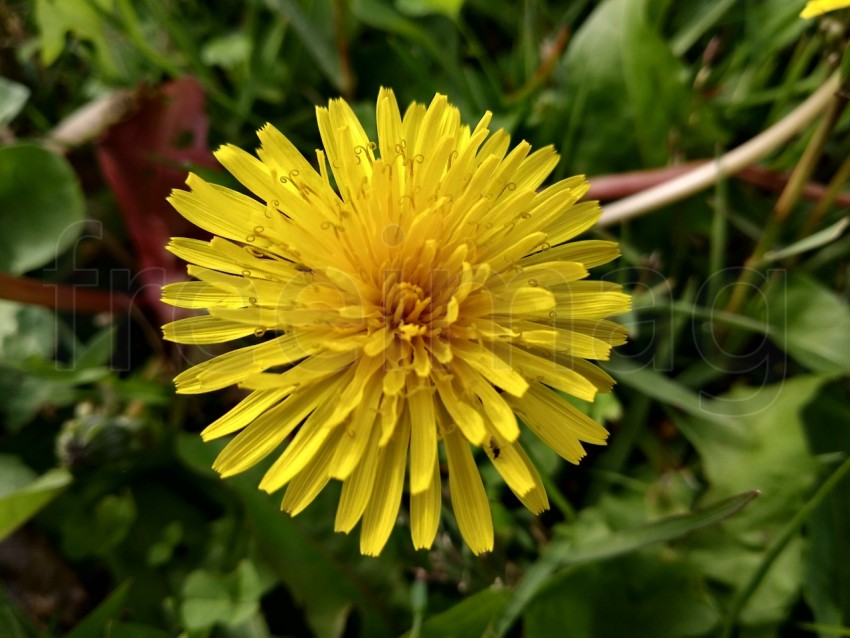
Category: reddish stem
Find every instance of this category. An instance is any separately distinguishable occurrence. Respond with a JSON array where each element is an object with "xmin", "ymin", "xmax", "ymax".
[
  {"xmin": 0, "ymin": 272, "xmax": 132, "ymax": 314},
  {"xmin": 588, "ymin": 161, "xmax": 850, "ymax": 207}
]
